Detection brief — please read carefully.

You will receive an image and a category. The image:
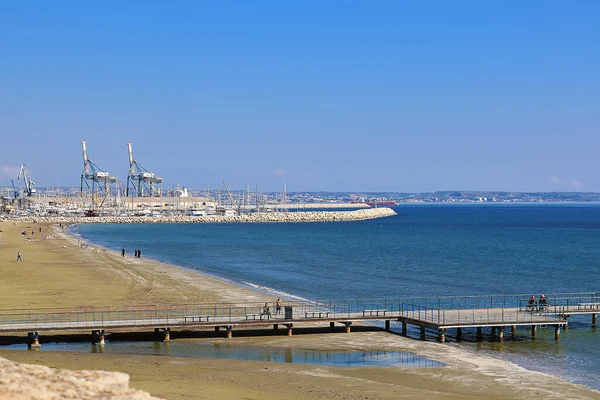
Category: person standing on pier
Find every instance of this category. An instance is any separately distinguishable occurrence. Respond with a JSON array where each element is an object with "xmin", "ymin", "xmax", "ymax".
[{"xmin": 275, "ymin": 298, "xmax": 282, "ymax": 315}]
